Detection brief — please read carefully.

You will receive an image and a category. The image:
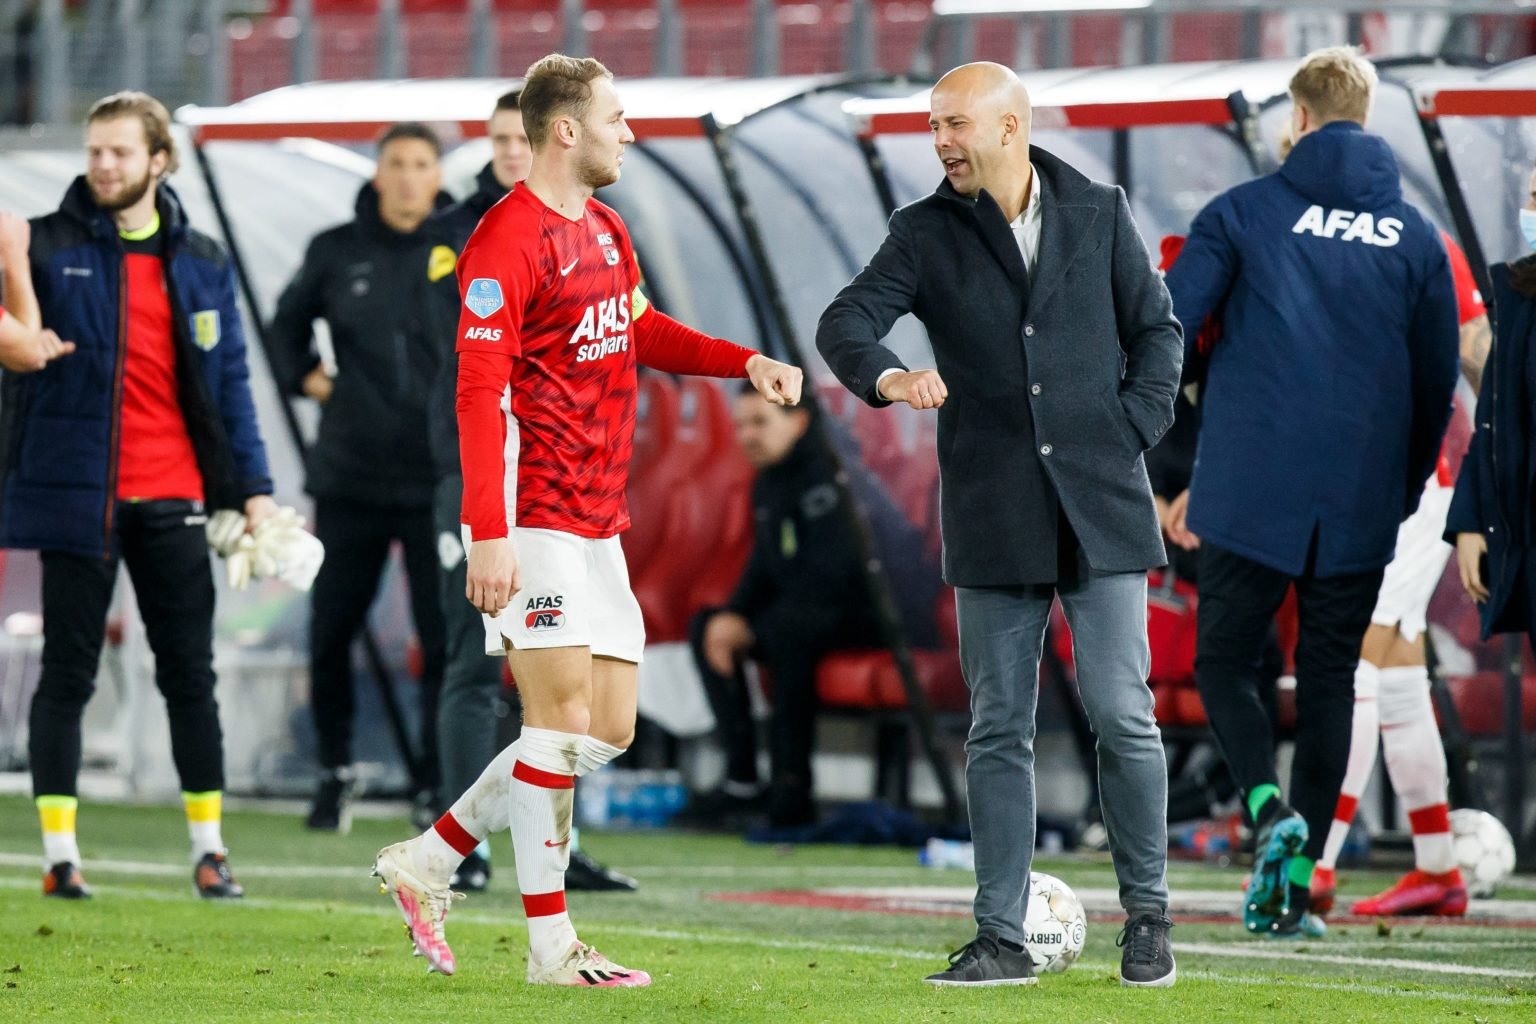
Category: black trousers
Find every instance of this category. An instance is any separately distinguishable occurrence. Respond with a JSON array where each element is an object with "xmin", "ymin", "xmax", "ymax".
[
  {"xmin": 30, "ymin": 500, "xmax": 222, "ymax": 797},
  {"xmin": 431, "ymin": 474, "xmax": 508, "ymax": 805},
  {"xmin": 309, "ymin": 495, "xmax": 445, "ymax": 787},
  {"xmin": 1194, "ymin": 540, "xmax": 1383, "ymax": 861},
  {"xmin": 689, "ymin": 602, "xmax": 882, "ymax": 823}
]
